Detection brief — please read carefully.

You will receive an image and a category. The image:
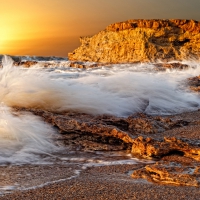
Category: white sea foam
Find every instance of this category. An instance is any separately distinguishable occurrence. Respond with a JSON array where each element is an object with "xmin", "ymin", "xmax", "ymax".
[
  {"xmin": 0, "ymin": 104, "xmax": 59, "ymax": 164},
  {"xmin": 1, "ymin": 56, "xmax": 200, "ymax": 116}
]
